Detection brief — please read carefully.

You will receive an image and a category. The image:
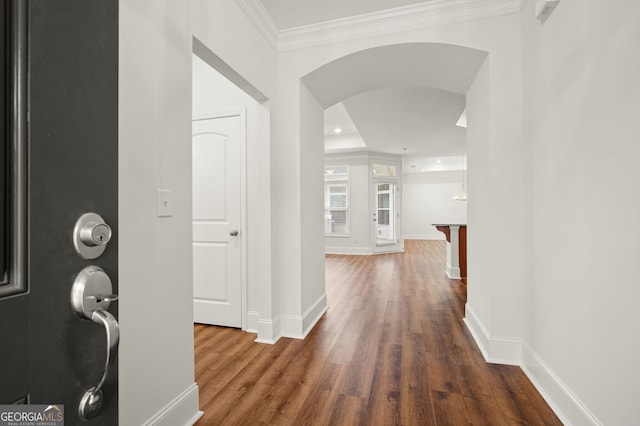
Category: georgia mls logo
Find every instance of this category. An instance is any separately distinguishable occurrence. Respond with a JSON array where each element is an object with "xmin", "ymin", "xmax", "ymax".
[{"xmin": 0, "ymin": 404, "xmax": 64, "ymax": 426}]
